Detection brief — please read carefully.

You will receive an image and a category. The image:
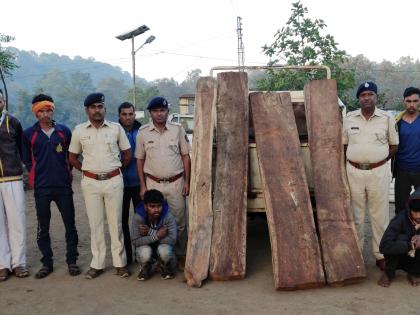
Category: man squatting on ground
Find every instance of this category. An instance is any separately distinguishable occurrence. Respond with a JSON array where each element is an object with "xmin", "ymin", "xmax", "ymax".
[
  {"xmin": 343, "ymin": 81, "xmax": 399, "ymax": 271},
  {"xmin": 118, "ymin": 102, "xmax": 142, "ymax": 264},
  {"xmin": 378, "ymin": 188, "xmax": 420, "ymax": 287},
  {"xmin": 394, "ymin": 87, "xmax": 420, "ymax": 213},
  {"xmin": 0, "ymin": 88, "xmax": 28, "ymax": 281},
  {"xmin": 68, "ymin": 93, "xmax": 131, "ymax": 279},
  {"xmin": 22, "ymin": 94, "xmax": 79, "ymax": 278},
  {"xmin": 132, "ymin": 189, "xmax": 177, "ymax": 280}
]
